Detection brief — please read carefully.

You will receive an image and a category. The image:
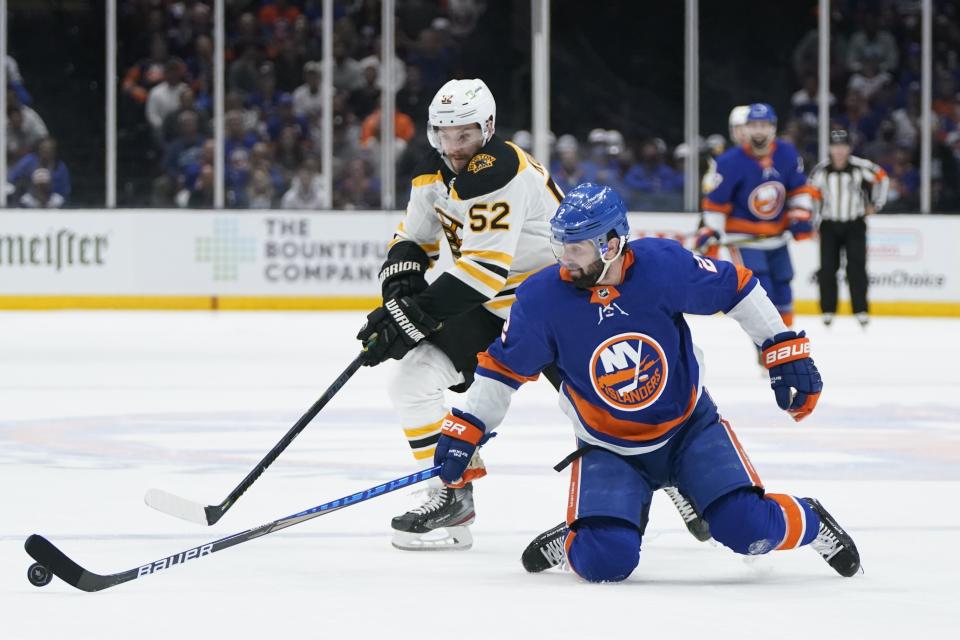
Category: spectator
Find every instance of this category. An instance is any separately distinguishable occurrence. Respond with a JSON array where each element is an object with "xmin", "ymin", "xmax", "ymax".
[
  {"xmin": 281, "ymin": 157, "xmax": 327, "ymax": 209},
  {"xmin": 225, "ymin": 109, "xmax": 260, "ymax": 160},
  {"xmin": 359, "ymin": 37, "xmax": 407, "ymax": 93},
  {"xmin": 890, "ymin": 88, "xmax": 920, "ymax": 150},
  {"xmin": 332, "ymin": 40, "xmax": 363, "ymax": 91},
  {"xmin": 336, "ymin": 157, "xmax": 380, "ymax": 209},
  {"xmin": 146, "ymin": 59, "xmax": 188, "ymax": 142},
  {"xmin": 406, "ymin": 28, "xmax": 456, "ymax": 93},
  {"xmin": 163, "ymin": 110, "xmax": 207, "ymax": 180},
  {"xmin": 847, "ymin": 54, "xmax": 892, "ymax": 102},
  {"xmin": 884, "ymin": 148, "xmax": 920, "ymax": 210},
  {"xmin": 178, "ymin": 139, "xmax": 215, "ymax": 203},
  {"xmin": 847, "ymin": 15, "xmax": 899, "ymax": 73},
  {"xmin": 266, "ymin": 94, "xmax": 310, "ymax": 142},
  {"xmin": 246, "ymin": 62, "xmax": 281, "ymax": 118},
  {"xmin": 161, "ymin": 87, "xmax": 210, "ymax": 143},
  {"xmin": 624, "ymin": 139, "xmax": 684, "ymax": 197},
  {"xmin": 8, "ymin": 137, "xmax": 71, "ymax": 202},
  {"xmin": 123, "ymin": 34, "xmax": 170, "ymax": 105},
  {"xmin": 5, "ymin": 95, "xmax": 49, "ymax": 163},
  {"xmin": 834, "ymin": 91, "xmax": 881, "ymax": 150},
  {"xmin": 250, "ymin": 141, "xmax": 287, "ymax": 193},
  {"xmin": 550, "ymin": 134, "xmax": 596, "ymax": 194},
  {"xmin": 274, "ymin": 126, "xmax": 307, "ymax": 178},
  {"xmin": 229, "ymin": 13, "xmax": 261, "ymax": 60},
  {"xmin": 246, "ymin": 168, "xmax": 277, "ymax": 209},
  {"xmin": 396, "ymin": 66, "xmax": 430, "ymax": 127},
  {"xmin": 792, "ymin": 75, "xmax": 835, "ymax": 120},
  {"xmin": 259, "ymin": 0, "xmax": 301, "ymax": 30},
  {"xmin": 187, "ymin": 34, "xmax": 214, "ymax": 111},
  {"xmin": 187, "ymin": 164, "xmax": 215, "ymax": 208},
  {"xmin": 349, "ymin": 59, "xmax": 382, "ymax": 120},
  {"xmin": 293, "ymin": 61, "xmax": 324, "ymax": 118},
  {"xmin": 359, "ymin": 108, "xmax": 416, "ymax": 149},
  {"xmin": 5, "ymin": 54, "xmax": 33, "ymax": 106},
  {"xmin": 275, "ymin": 38, "xmax": 307, "ymax": 93},
  {"xmin": 19, "ymin": 168, "xmax": 65, "ymax": 209},
  {"xmin": 228, "ymin": 44, "xmax": 261, "ymax": 95}
]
